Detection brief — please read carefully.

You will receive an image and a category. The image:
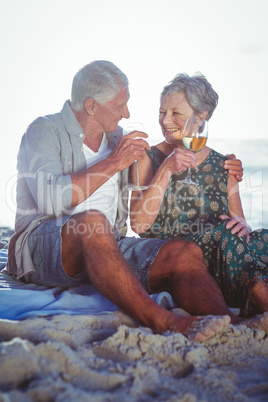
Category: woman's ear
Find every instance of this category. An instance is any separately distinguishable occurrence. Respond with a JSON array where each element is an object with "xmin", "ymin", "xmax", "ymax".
[
  {"xmin": 199, "ymin": 111, "xmax": 208, "ymax": 120},
  {"xmin": 84, "ymin": 98, "xmax": 97, "ymax": 116}
]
